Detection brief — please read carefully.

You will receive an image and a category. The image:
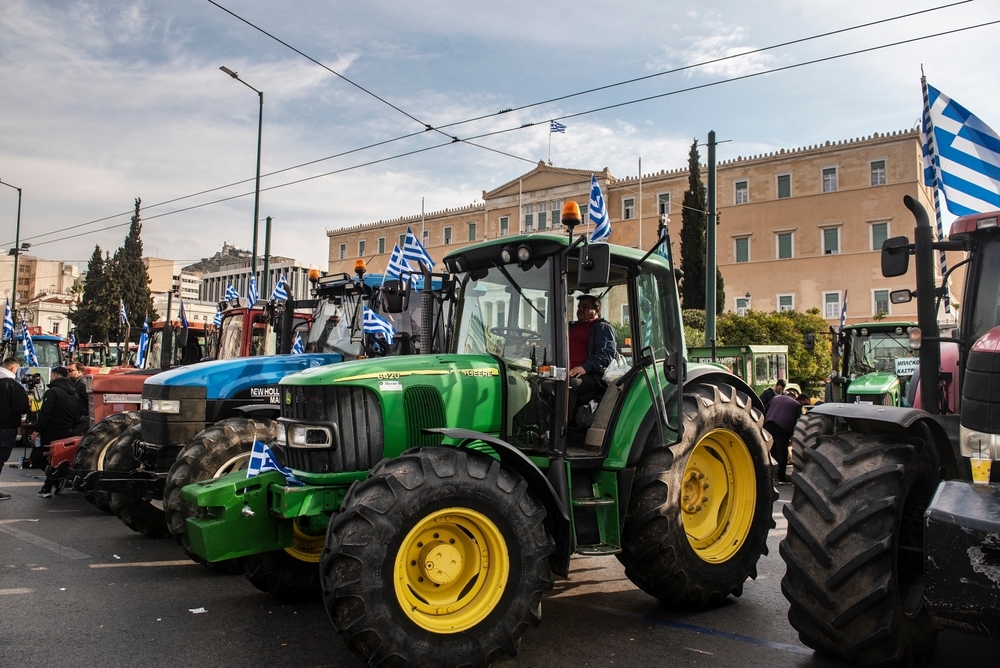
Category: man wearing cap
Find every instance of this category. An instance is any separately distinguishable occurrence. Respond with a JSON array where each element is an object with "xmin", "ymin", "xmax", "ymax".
[
  {"xmin": 764, "ymin": 383, "xmax": 802, "ymax": 484},
  {"xmin": 30, "ymin": 366, "xmax": 80, "ymax": 498}
]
